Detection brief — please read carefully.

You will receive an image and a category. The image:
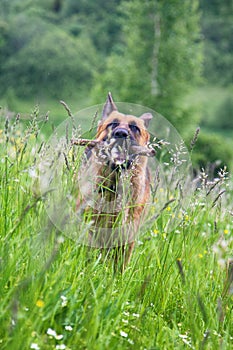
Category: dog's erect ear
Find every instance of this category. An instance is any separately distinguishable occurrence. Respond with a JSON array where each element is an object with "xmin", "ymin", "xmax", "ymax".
[
  {"xmin": 102, "ymin": 92, "xmax": 118, "ymax": 121},
  {"xmin": 139, "ymin": 113, "xmax": 153, "ymax": 128}
]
